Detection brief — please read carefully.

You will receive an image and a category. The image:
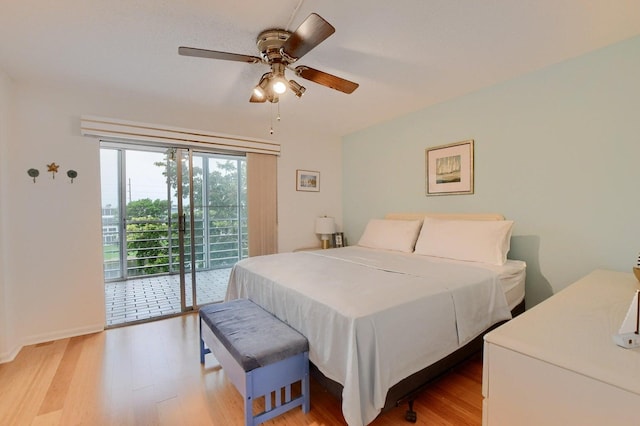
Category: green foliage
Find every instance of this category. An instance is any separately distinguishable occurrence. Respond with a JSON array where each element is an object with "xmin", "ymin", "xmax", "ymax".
[
  {"xmin": 126, "ymin": 198, "xmax": 168, "ymax": 220},
  {"xmin": 126, "ymin": 216, "xmax": 172, "ymax": 276}
]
